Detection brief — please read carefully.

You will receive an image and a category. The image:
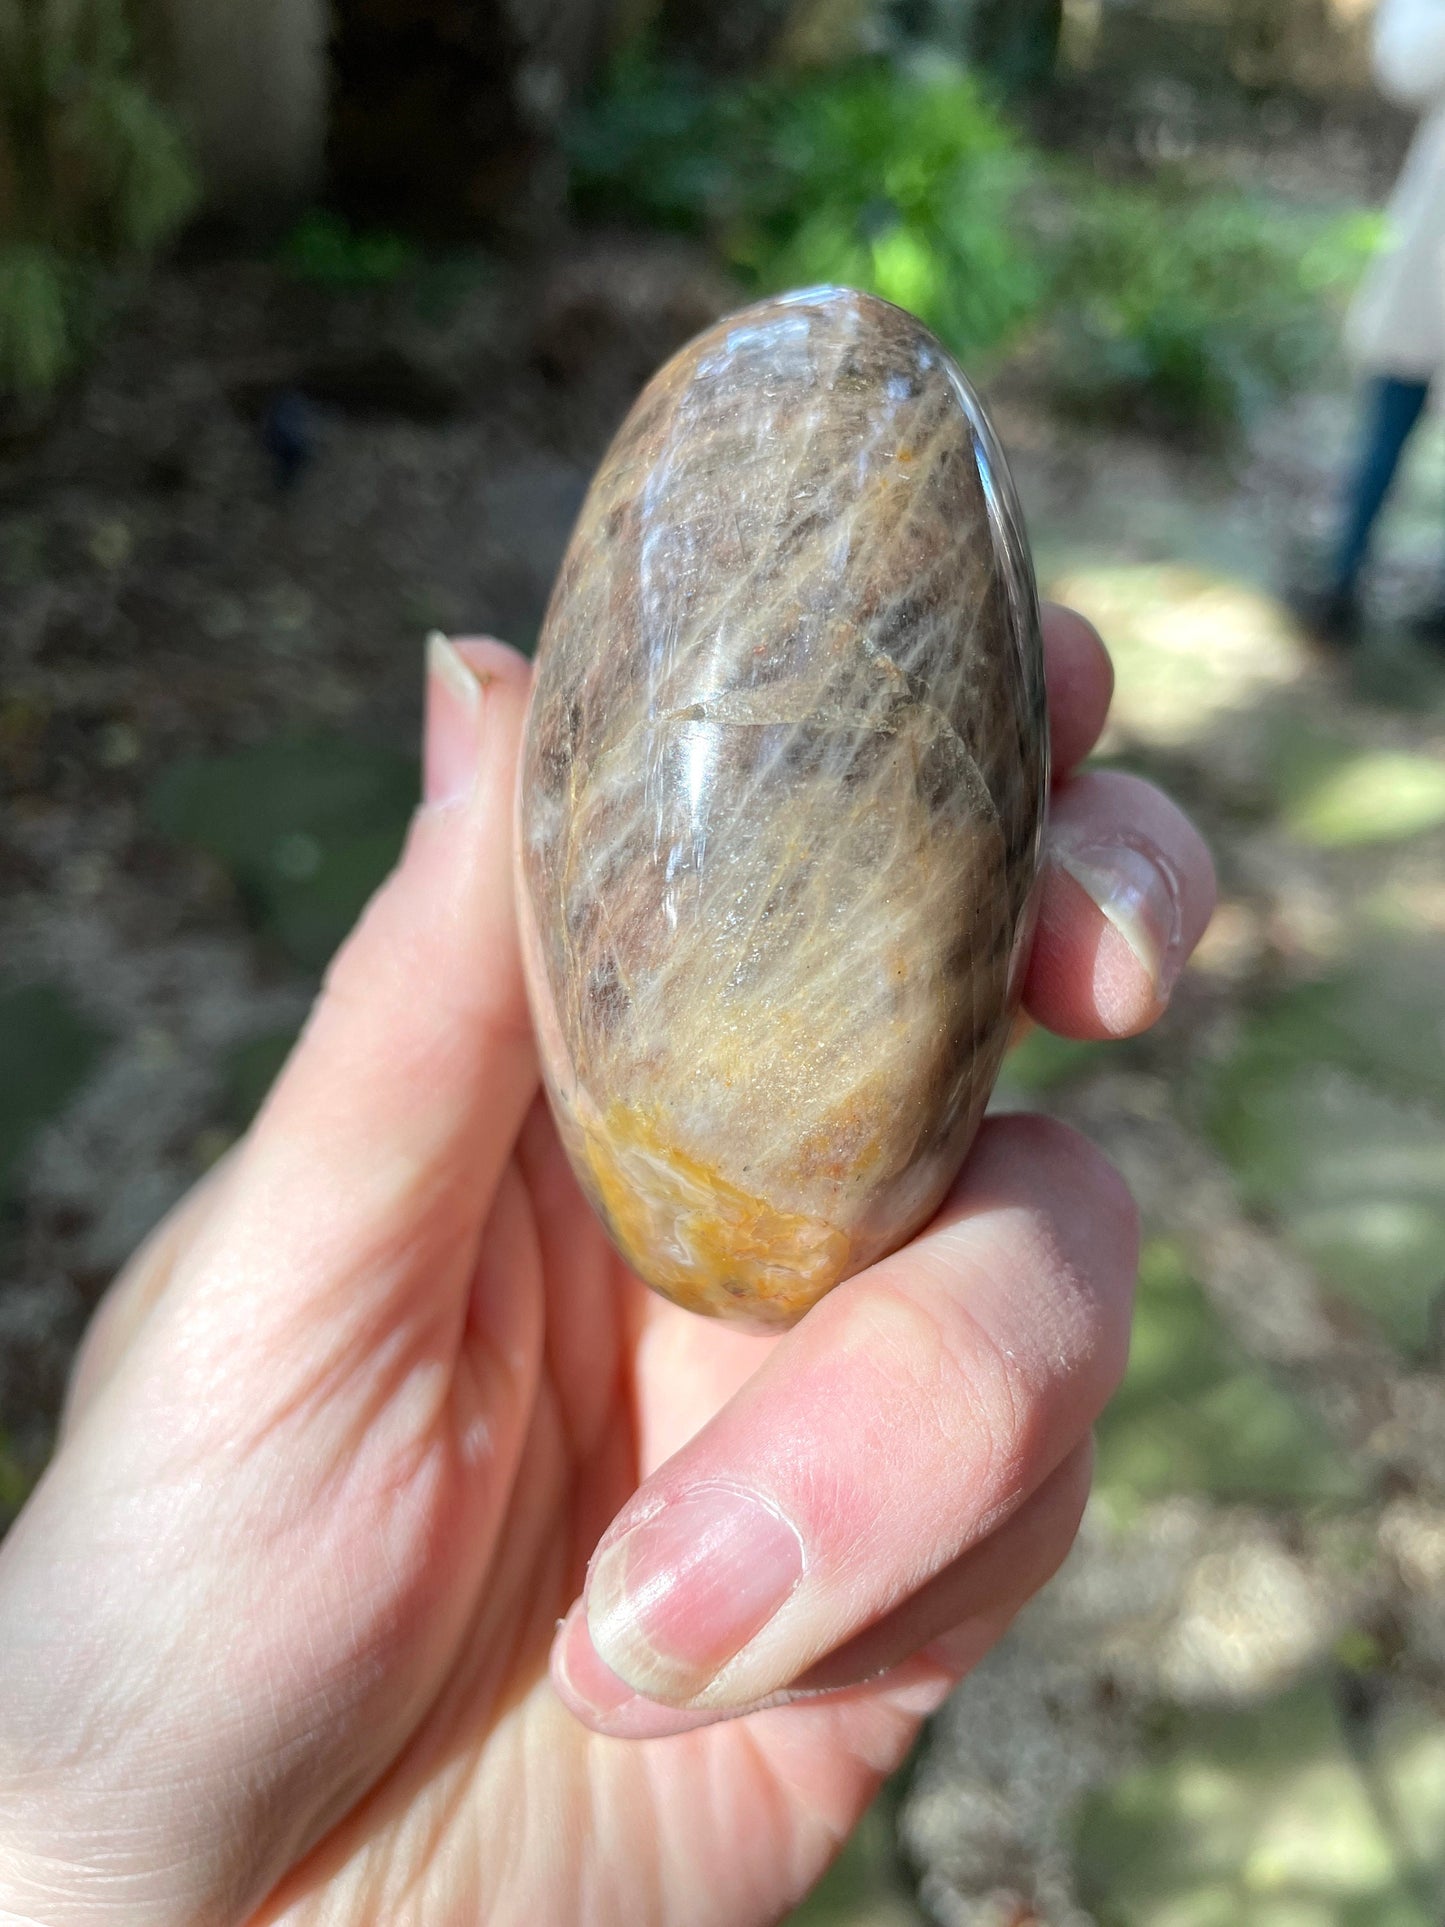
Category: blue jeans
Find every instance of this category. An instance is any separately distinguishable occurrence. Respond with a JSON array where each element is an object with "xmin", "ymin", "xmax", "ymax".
[{"xmin": 1333, "ymin": 375, "xmax": 1431, "ymax": 593}]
